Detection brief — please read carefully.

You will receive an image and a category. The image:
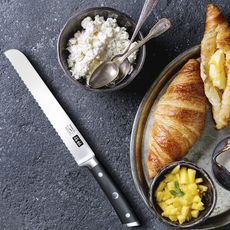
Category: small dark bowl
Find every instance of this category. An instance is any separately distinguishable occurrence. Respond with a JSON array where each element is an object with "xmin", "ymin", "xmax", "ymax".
[
  {"xmin": 149, "ymin": 161, "xmax": 217, "ymax": 228},
  {"xmin": 57, "ymin": 7, "xmax": 146, "ymax": 92},
  {"xmin": 212, "ymin": 136, "xmax": 230, "ymax": 191}
]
